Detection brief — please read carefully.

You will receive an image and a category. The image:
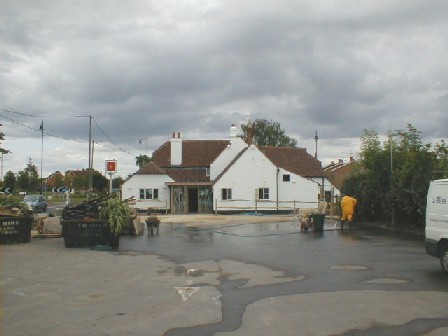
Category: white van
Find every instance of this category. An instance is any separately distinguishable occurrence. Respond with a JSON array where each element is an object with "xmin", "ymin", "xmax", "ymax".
[{"xmin": 425, "ymin": 178, "xmax": 448, "ymax": 273}]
